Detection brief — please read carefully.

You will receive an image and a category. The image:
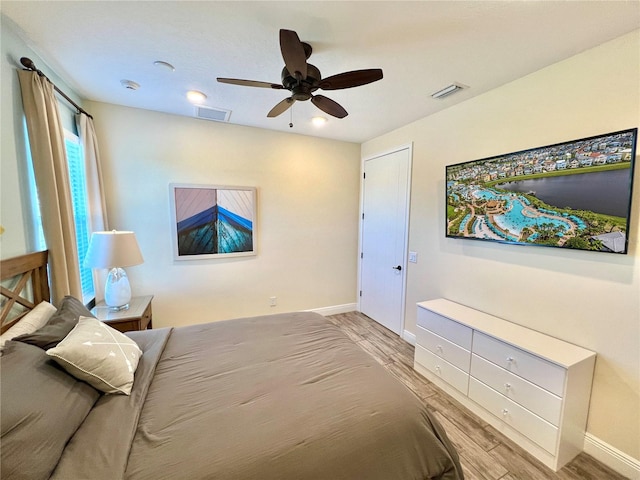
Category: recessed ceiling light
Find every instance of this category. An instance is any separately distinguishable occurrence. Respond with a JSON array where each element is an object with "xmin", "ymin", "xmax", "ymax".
[
  {"xmin": 153, "ymin": 60, "xmax": 175, "ymax": 71},
  {"xmin": 186, "ymin": 90, "xmax": 207, "ymax": 104},
  {"xmin": 312, "ymin": 116, "xmax": 327, "ymax": 126}
]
